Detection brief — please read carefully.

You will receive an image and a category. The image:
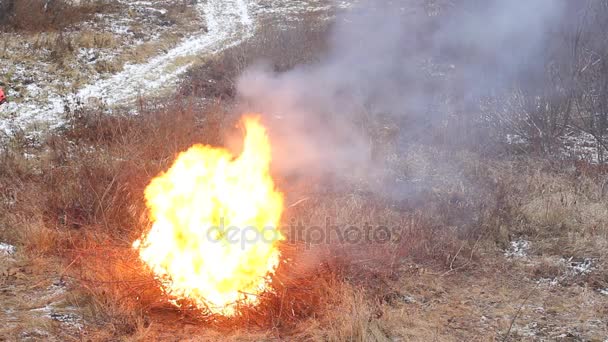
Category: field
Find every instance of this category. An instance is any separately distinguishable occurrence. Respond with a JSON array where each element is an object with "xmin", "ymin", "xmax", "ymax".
[{"xmin": 1, "ymin": 0, "xmax": 607, "ymax": 341}]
